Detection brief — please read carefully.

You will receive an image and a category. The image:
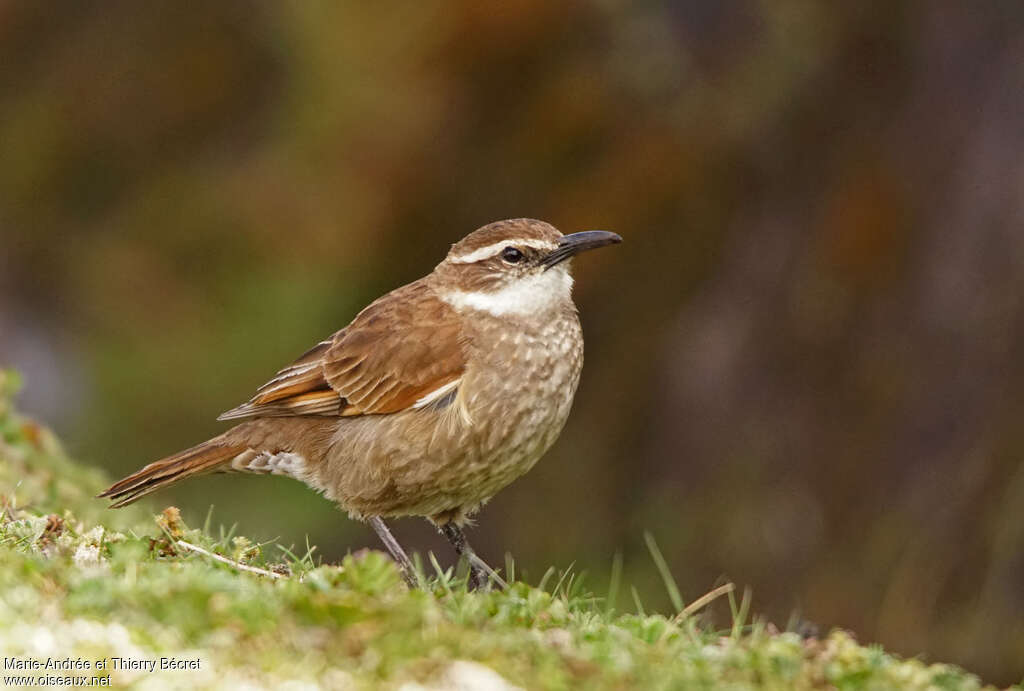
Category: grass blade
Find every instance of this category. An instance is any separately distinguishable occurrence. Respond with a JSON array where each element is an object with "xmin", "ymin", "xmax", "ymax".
[
  {"xmin": 605, "ymin": 551, "xmax": 623, "ymax": 616},
  {"xmin": 428, "ymin": 551, "xmax": 454, "ymax": 595},
  {"xmin": 537, "ymin": 566, "xmax": 557, "ymax": 593},
  {"xmin": 631, "ymin": 586, "xmax": 646, "ymax": 616},
  {"xmin": 644, "ymin": 531, "xmax": 684, "ymax": 613},
  {"xmin": 672, "ymin": 583, "xmax": 735, "ymax": 623},
  {"xmin": 730, "ymin": 586, "xmax": 752, "ymax": 639}
]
